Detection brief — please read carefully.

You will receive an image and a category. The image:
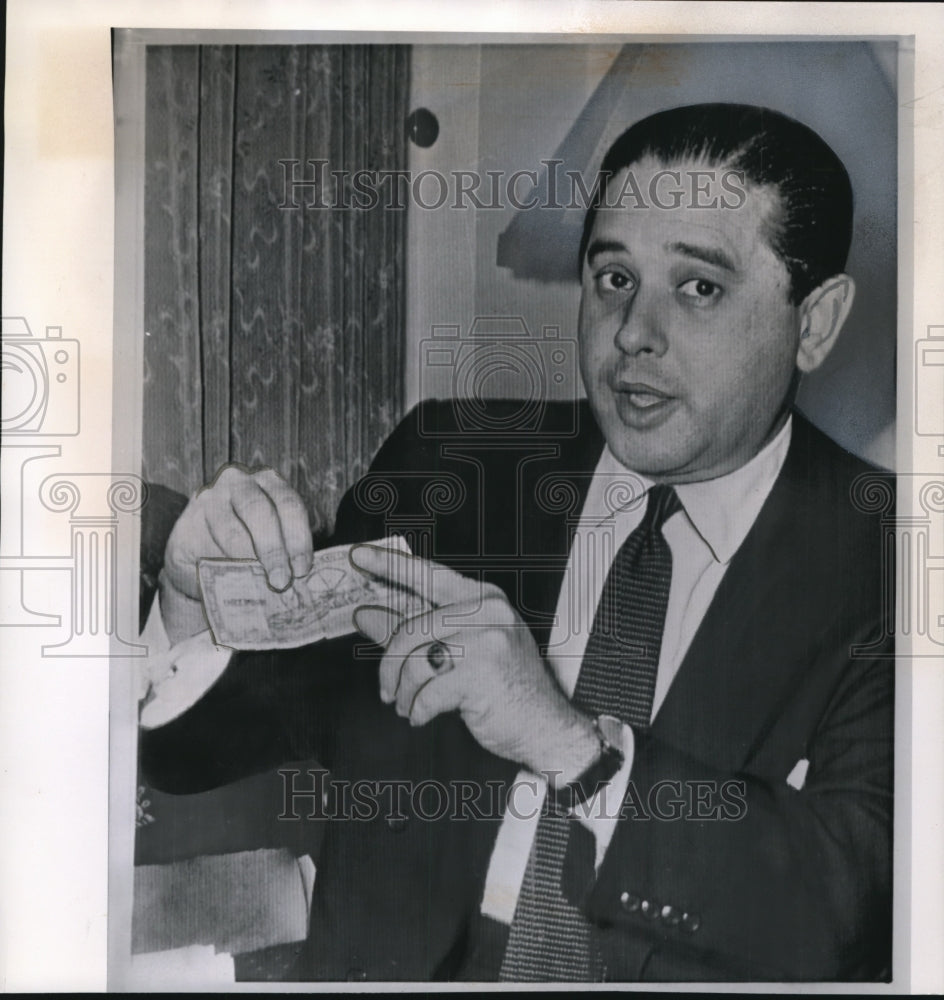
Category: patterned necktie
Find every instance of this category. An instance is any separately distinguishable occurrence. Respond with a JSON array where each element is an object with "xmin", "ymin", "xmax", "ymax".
[{"xmin": 498, "ymin": 484, "xmax": 682, "ymax": 982}]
